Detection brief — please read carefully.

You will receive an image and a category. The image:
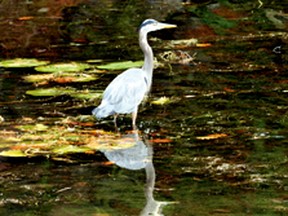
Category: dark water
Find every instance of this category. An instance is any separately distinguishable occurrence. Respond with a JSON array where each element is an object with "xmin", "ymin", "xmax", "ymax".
[{"xmin": 0, "ymin": 0, "xmax": 288, "ymax": 215}]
